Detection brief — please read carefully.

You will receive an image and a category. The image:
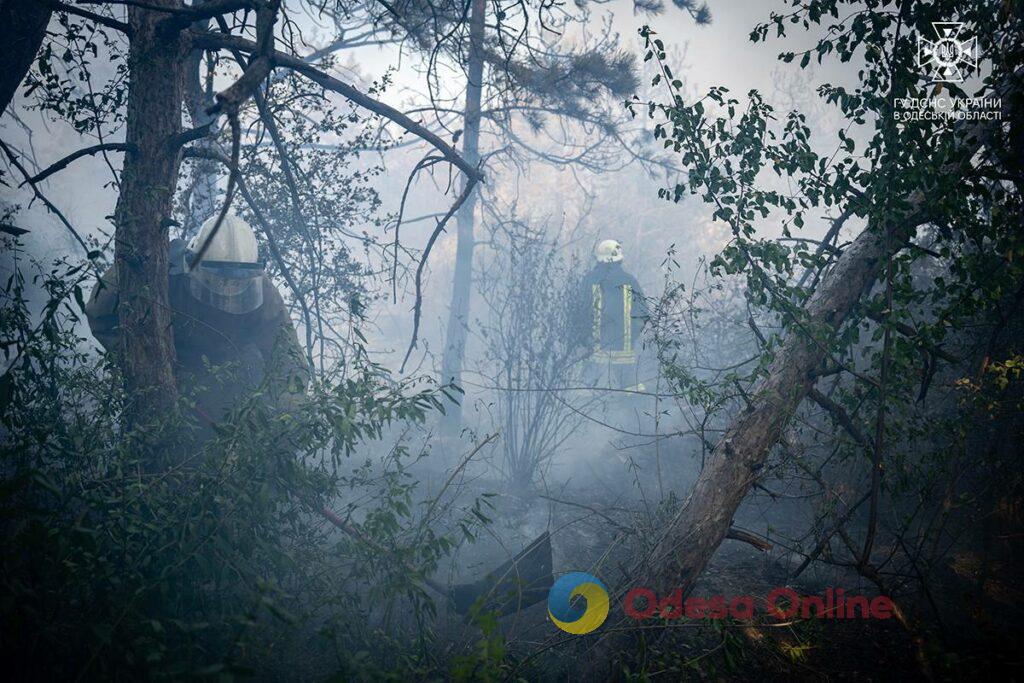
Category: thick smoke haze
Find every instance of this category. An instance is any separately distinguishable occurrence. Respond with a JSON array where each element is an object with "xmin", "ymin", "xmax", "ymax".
[{"xmin": 2, "ymin": 1, "xmax": 1021, "ymax": 680}]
